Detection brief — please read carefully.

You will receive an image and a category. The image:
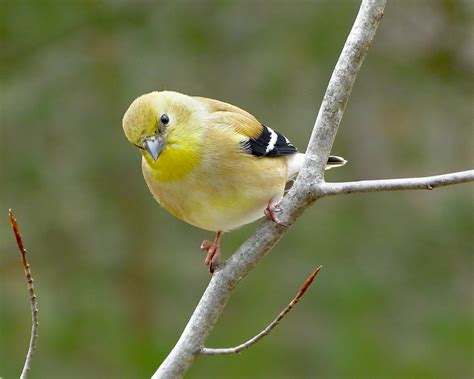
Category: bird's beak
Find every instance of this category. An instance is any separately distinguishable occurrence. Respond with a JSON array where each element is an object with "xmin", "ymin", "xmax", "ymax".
[{"xmin": 143, "ymin": 135, "xmax": 166, "ymax": 161}]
